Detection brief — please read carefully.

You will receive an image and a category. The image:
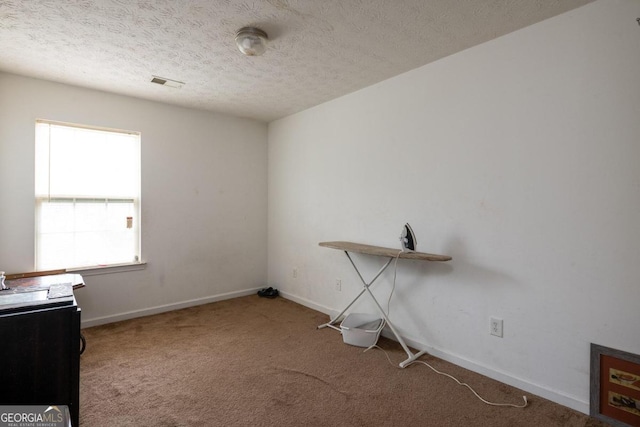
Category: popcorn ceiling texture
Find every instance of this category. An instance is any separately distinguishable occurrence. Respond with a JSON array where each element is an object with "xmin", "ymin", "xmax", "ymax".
[{"xmin": 0, "ymin": 0, "xmax": 594, "ymax": 122}]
